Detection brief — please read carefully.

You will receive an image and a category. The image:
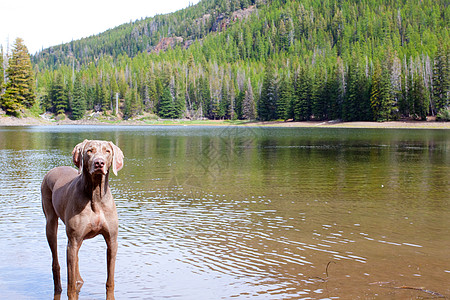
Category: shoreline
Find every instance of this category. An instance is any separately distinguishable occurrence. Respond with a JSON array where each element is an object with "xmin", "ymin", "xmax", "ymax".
[{"xmin": 0, "ymin": 115, "xmax": 449, "ymax": 129}]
